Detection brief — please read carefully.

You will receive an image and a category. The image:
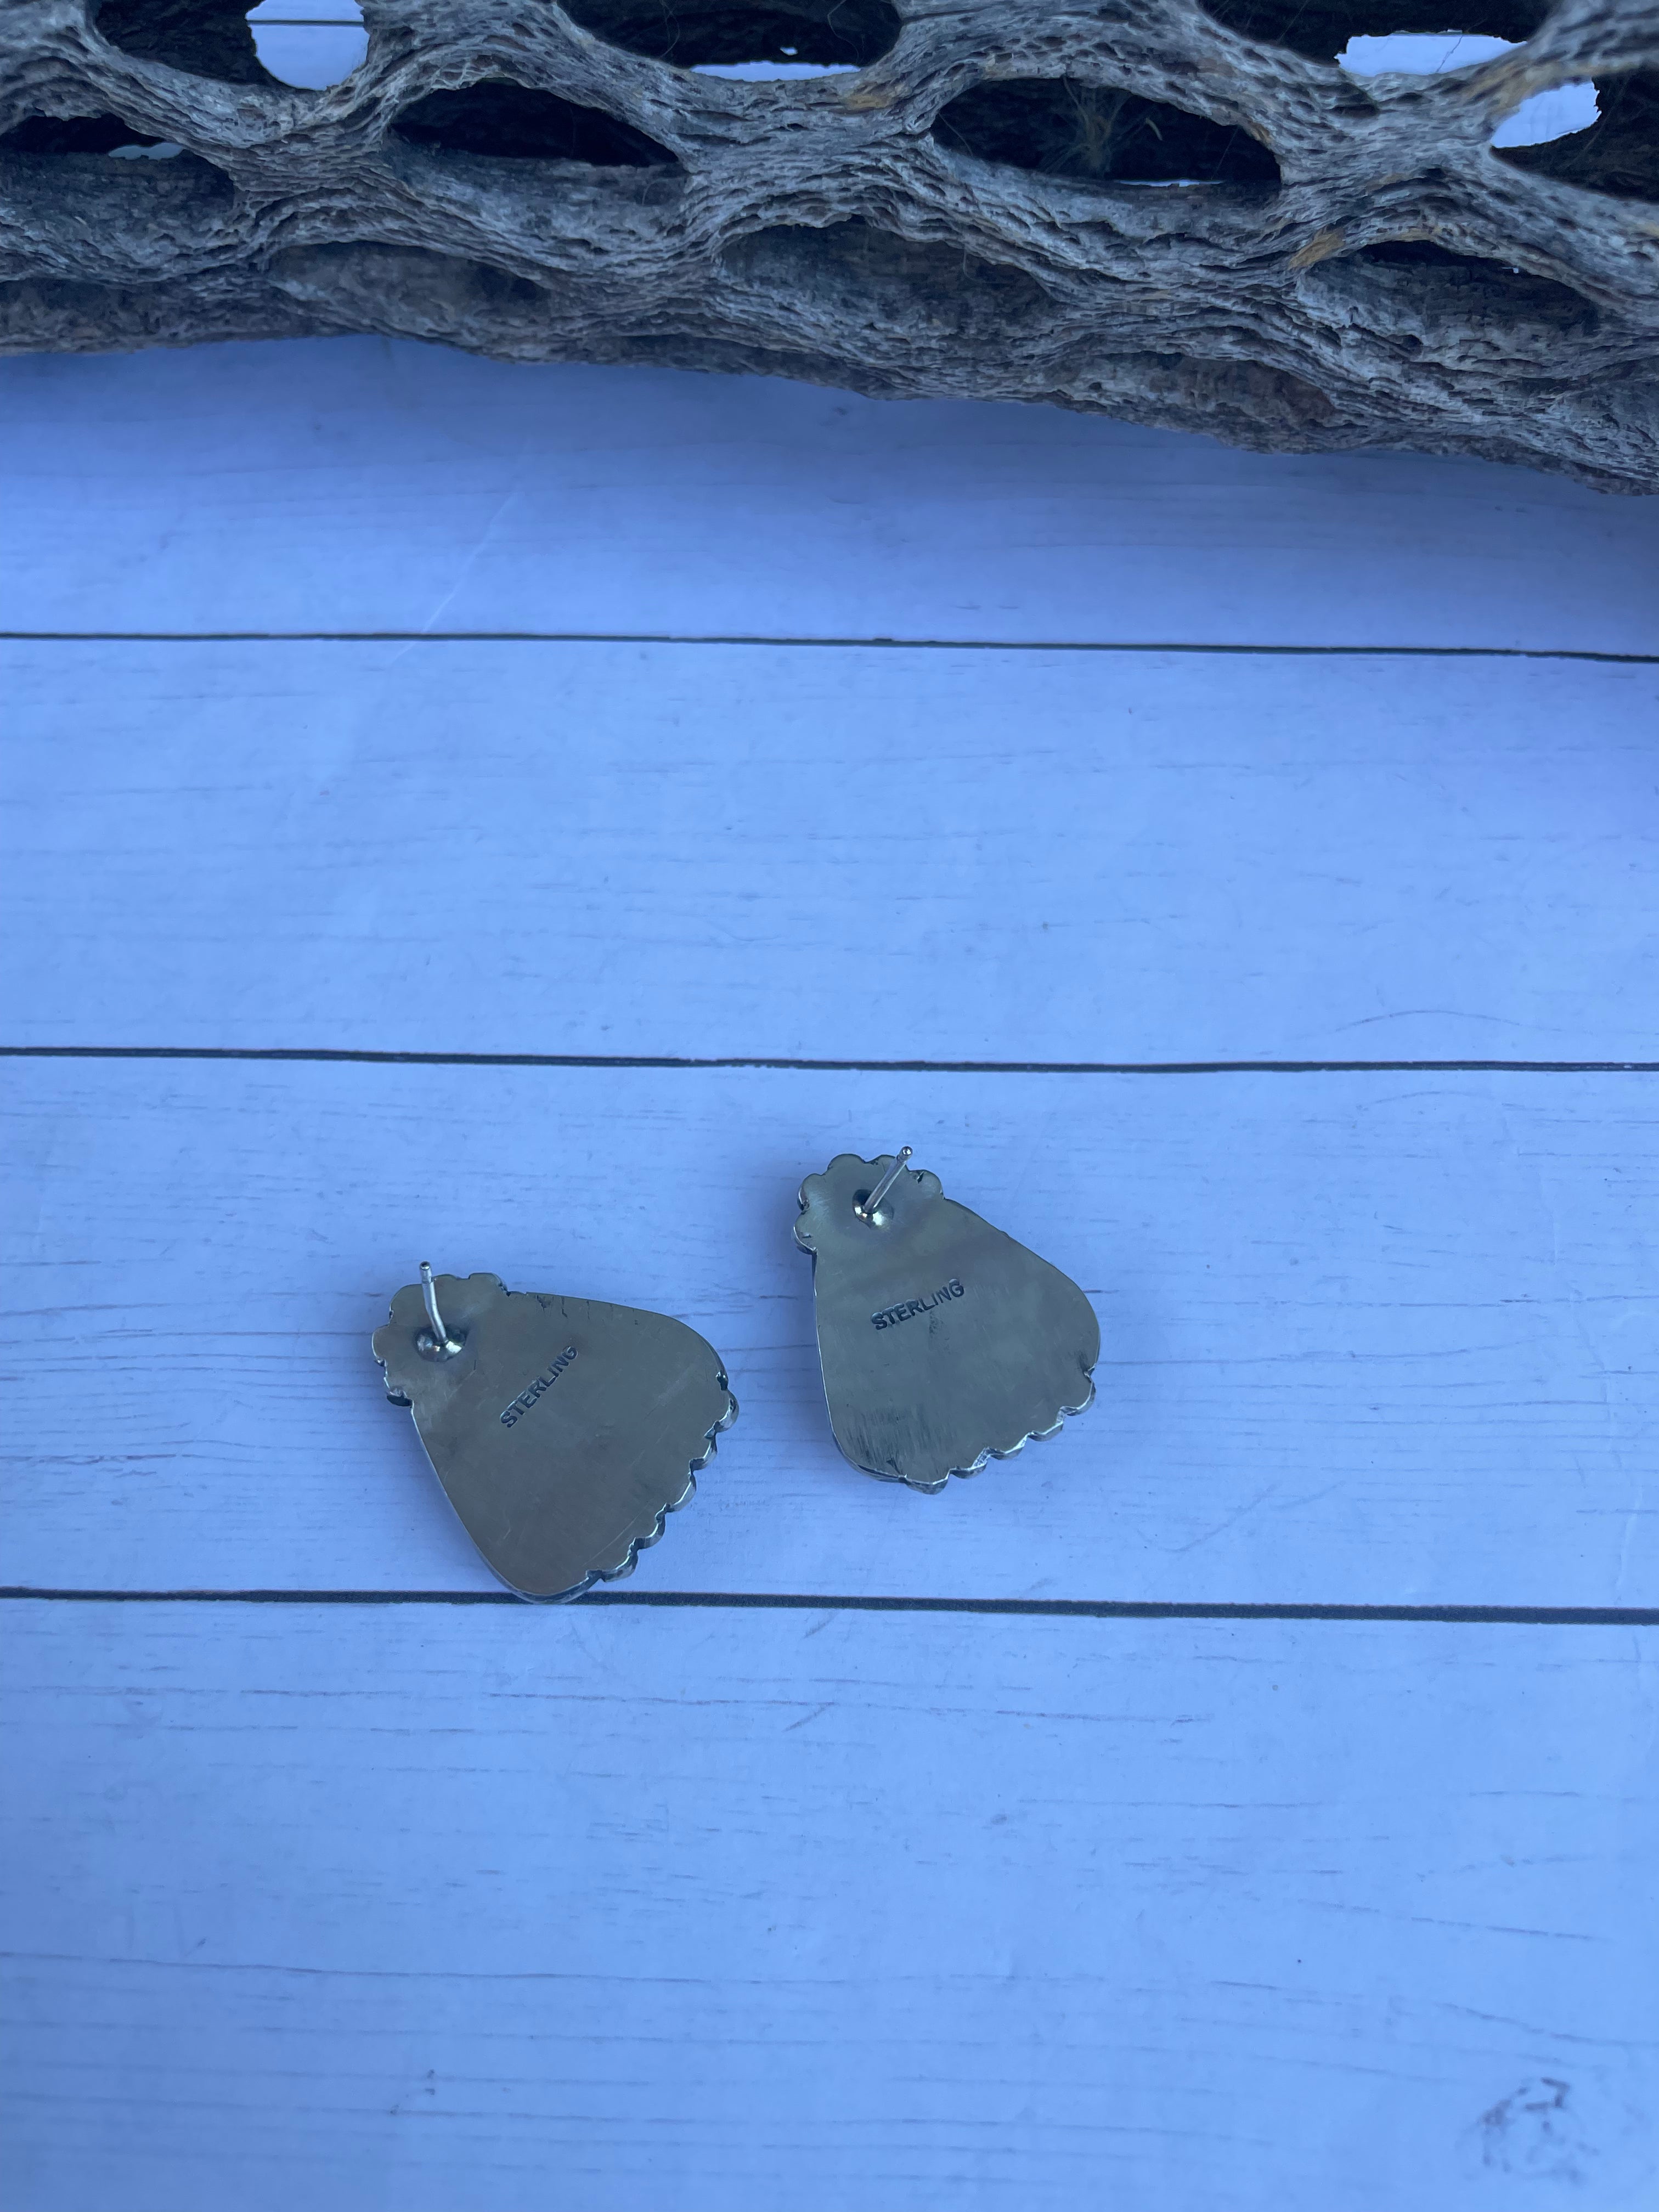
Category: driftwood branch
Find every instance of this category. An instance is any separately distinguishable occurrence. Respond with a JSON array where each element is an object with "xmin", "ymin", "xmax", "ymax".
[{"xmin": 3, "ymin": 0, "xmax": 1657, "ymax": 486}]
